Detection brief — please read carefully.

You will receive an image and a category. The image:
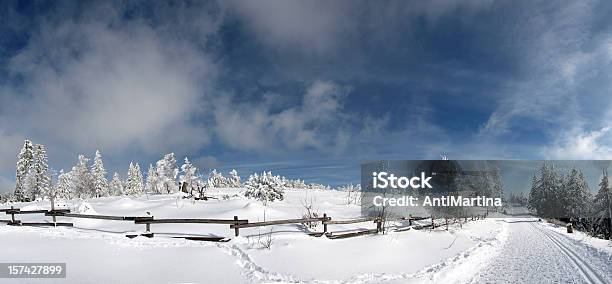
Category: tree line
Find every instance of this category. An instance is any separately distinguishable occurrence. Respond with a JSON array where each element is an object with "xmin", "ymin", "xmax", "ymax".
[
  {"xmin": 2, "ymin": 140, "xmax": 334, "ymax": 205},
  {"xmin": 528, "ymin": 162, "xmax": 612, "ymax": 239}
]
